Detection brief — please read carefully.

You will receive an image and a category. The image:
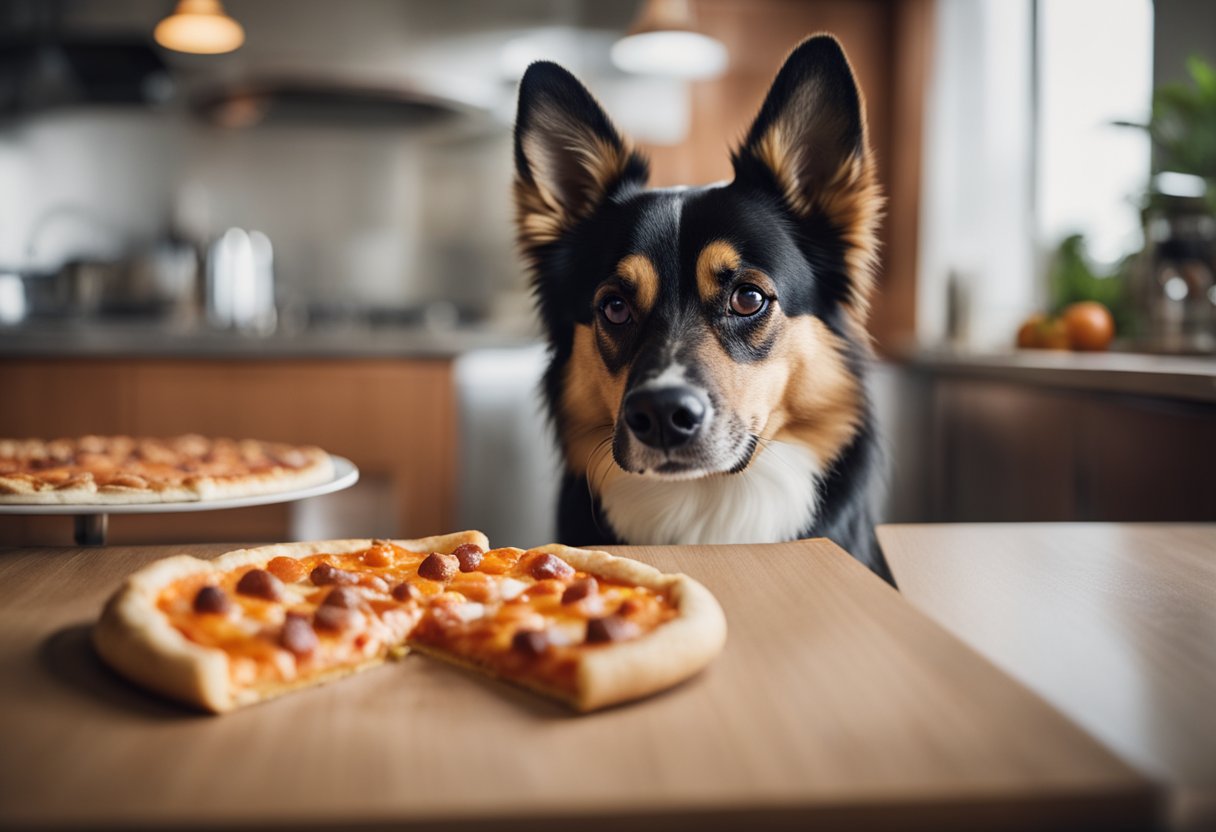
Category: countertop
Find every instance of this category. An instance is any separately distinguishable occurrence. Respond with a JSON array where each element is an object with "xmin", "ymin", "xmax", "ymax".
[
  {"xmin": 900, "ymin": 346, "xmax": 1216, "ymax": 404},
  {"xmin": 878, "ymin": 523, "xmax": 1216, "ymax": 832},
  {"xmin": 8, "ymin": 329, "xmax": 1215, "ymax": 405},
  {"xmin": 0, "ymin": 320, "xmax": 541, "ymax": 359},
  {"xmin": 0, "ymin": 539, "xmax": 1153, "ymax": 831}
]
